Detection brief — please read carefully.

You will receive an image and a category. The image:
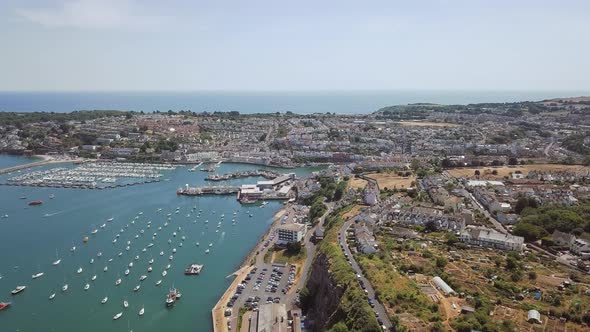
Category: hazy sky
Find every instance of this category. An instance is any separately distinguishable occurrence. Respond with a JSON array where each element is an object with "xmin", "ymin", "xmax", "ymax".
[{"xmin": 1, "ymin": 0, "xmax": 589, "ymax": 91}]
